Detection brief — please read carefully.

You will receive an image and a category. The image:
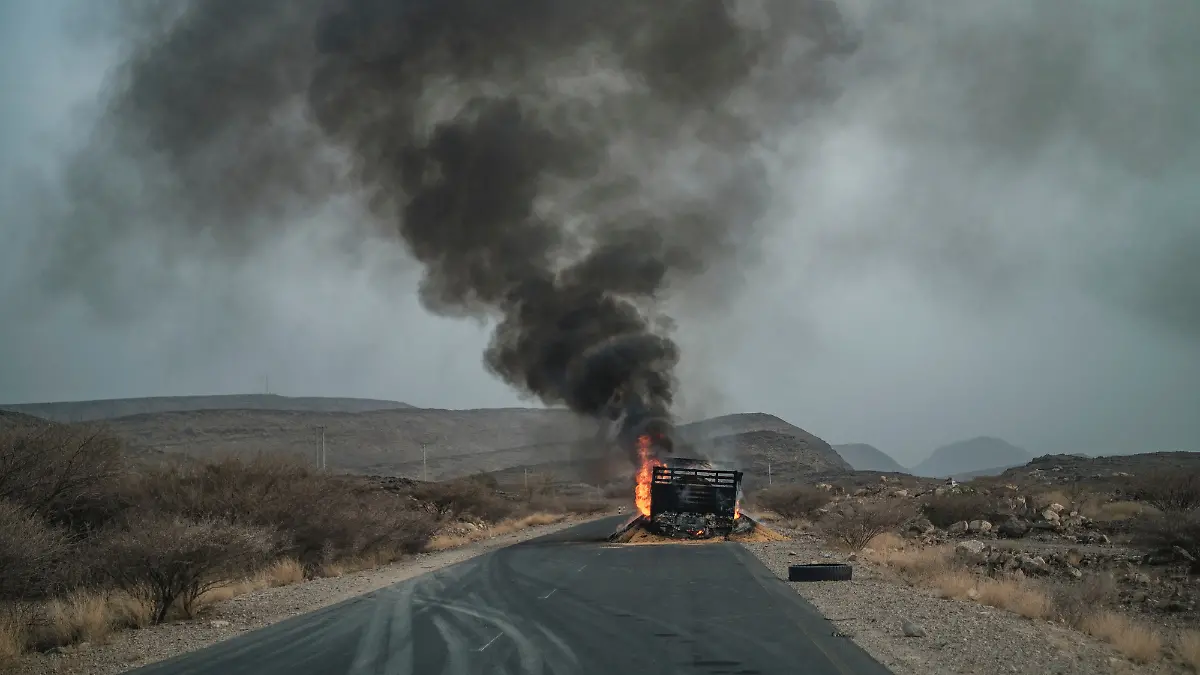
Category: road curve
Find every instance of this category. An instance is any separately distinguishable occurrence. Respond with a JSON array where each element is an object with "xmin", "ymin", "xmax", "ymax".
[{"xmin": 128, "ymin": 517, "xmax": 893, "ymax": 675}]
